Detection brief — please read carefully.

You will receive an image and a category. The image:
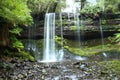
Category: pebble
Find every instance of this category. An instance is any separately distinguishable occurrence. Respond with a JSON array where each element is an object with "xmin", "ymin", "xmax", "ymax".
[
  {"xmin": 18, "ymin": 74, "xmax": 24, "ymax": 79},
  {"xmin": 12, "ymin": 76, "xmax": 18, "ymax": 79},
  {"xmin": 28, "ymin": 70, "xmax": 32, "ymax": 74},
  {"xmin": 0, "ymin": 60, "xmax": 120, "ymax": 80},
  {"xmin": 42, "ymin": 69, "xmax": 46, "ymax": 73}
]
